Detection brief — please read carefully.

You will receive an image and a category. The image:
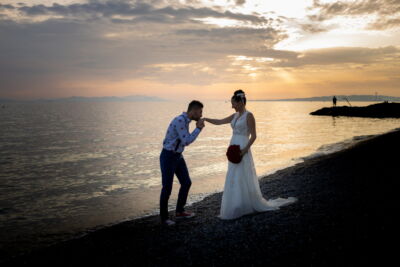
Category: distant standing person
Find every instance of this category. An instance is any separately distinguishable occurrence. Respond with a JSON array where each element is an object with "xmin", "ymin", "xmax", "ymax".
[{"xmin": 333, "ymin": 96, "xmax": 337, "ymax": 107}]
